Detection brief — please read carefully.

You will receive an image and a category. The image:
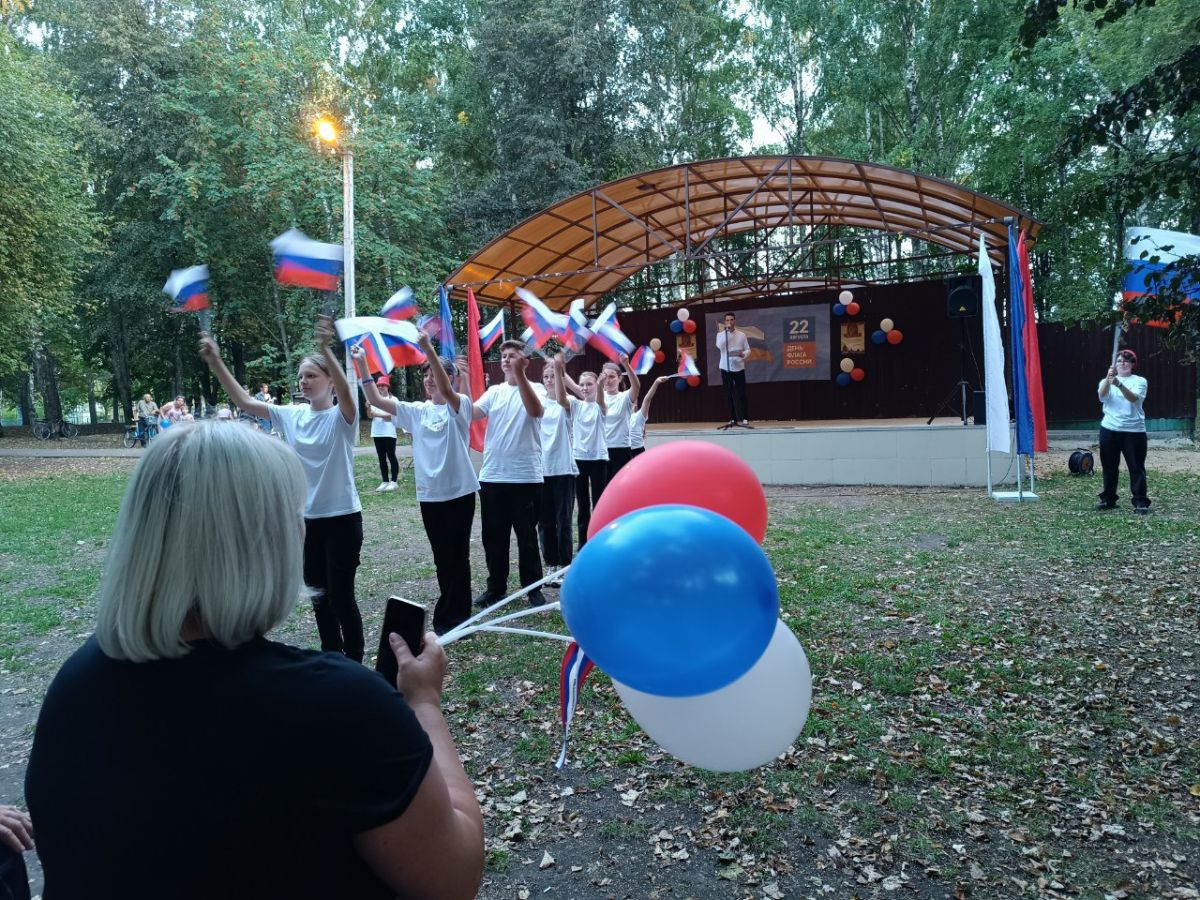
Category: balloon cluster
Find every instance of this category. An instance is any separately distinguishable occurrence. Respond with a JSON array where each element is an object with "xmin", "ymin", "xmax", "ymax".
[
  {"xmin": 561, "ymin": 442, "xmax": 812, "ymax": 771},
  {"xmin": 836, "ymin": 356, "xmax": 866, "ymax": 387},
  {"xmin": 872, "ymin": 318, "xmax": 903, "ymax": 345},
  {"xmin": 648, "ymin": 337, "xmax": 666, "ymax": 364},
  {"xmin": 669, "ymin": 308, "xmax": 697, "ymax": 334},
  {"xmin": 833, "ymin": 289, "xmax": 861, "ymax": 318}
]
